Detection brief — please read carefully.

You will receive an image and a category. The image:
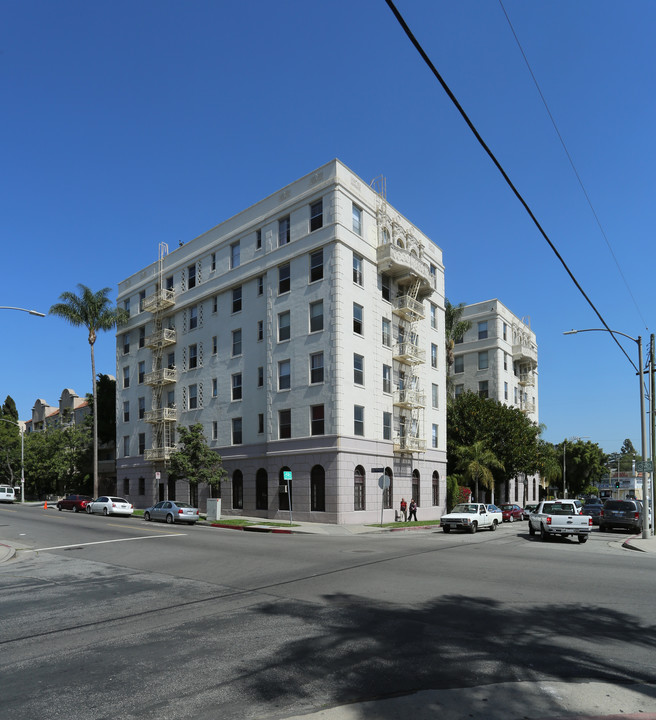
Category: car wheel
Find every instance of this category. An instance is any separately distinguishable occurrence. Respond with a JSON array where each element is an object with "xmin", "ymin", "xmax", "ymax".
[
  {"xmin": 442, "ymin": 525, "xmax": 451, "ymax": 533},
  {"xmin": 87, "ymin": 505, "xmax": 93, "ymax": 514},
  {"xmin": 73, "ymin": 506, "xmax": 79, "ymax": 513},
  {"xmin": 490, "ymin": 520, "xmax": 497, "ymax": 531},
  {"xmin": 166, "ymin": 514, "xmax": 174, "ymax": 524},
  {"xmin": 469, "ymin": 521, "xmax": 477, "ymax": 534},
  {"xmin": 102, "ymin": 507, "xmax": 108, "ymax": 516},
  {"xmin": 144, "ymin": 511, "xmax": 151, "ymax": 522},
  {"xmin": 57, "ymin": 504, "xmax": 62, "ymax": 511},
  {"xmin": 540, "ymin": 525, "xmax": 548, "ymax": 541},
  {"xmin": 578, "ymin": 534, "xmax": 588, "ymax": 544},
  {"xmin": 529, "ymin": 524, "xmax": 535, "ymax": 536},
  {"xmin": 508, "ymin": 515, "xmax": 514, "ymax": 523}
]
